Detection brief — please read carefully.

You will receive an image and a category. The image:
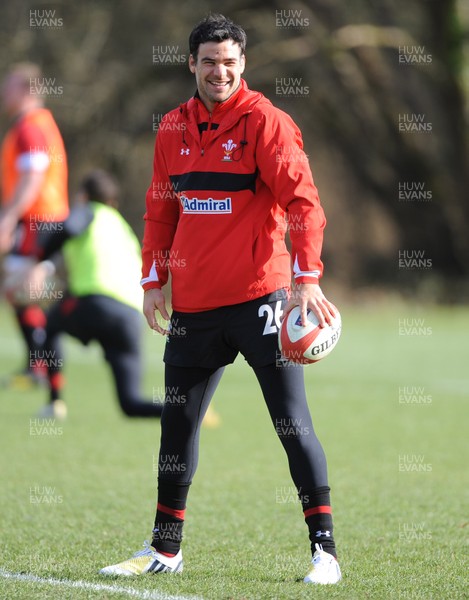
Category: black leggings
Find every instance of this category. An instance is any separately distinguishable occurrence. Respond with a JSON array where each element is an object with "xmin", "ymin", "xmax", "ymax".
[
  {"xmin": 159, "ymin": 362, "xmax": 328, "ymax": 489},
  {"xmin": 45, "ymin": 295, "xmax": 162, "ymax": 417}
]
